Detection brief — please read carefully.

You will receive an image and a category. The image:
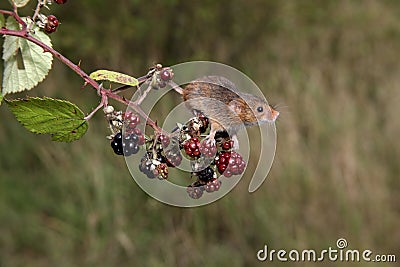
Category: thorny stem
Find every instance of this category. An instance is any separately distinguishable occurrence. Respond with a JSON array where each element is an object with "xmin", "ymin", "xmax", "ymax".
[
  {"xmin": 84, "ymin": 85, "xmax": 108, "ymax": 121},
  {"xmin": 0, "ymin": 8, "xmax": 162, "ymax": 132},
  {"xmin": 134, "ymin": 81, "xmax": 153, "ymax": 106}
]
